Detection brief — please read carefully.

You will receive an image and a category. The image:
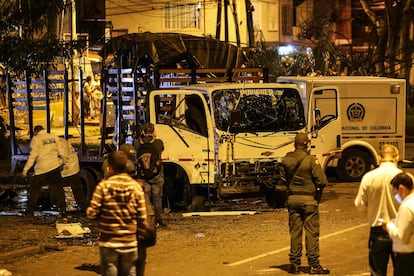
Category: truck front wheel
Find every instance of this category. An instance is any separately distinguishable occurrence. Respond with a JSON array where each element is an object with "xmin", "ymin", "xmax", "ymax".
[
  {"xmin": 262, "ymin": 186, "xmax": 287, "ymax": 208},
  {"xmin": 184, "ymin": 181, "xmax": 205, "ymax": 212},
  {"xmin": 337, "ymin": 149, "xmax": 373, "ymax": 182}
]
